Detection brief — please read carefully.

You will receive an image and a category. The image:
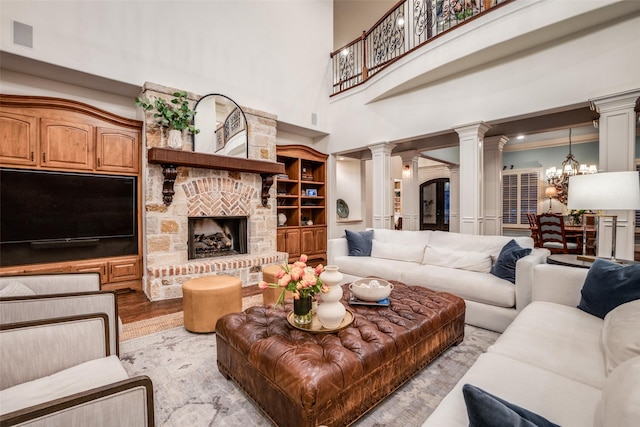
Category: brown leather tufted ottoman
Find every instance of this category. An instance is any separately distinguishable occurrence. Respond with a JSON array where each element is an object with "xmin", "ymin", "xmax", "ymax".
[{"xmin": 216, "ymin": 281, "xmax": 465, "ymax": 427}]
